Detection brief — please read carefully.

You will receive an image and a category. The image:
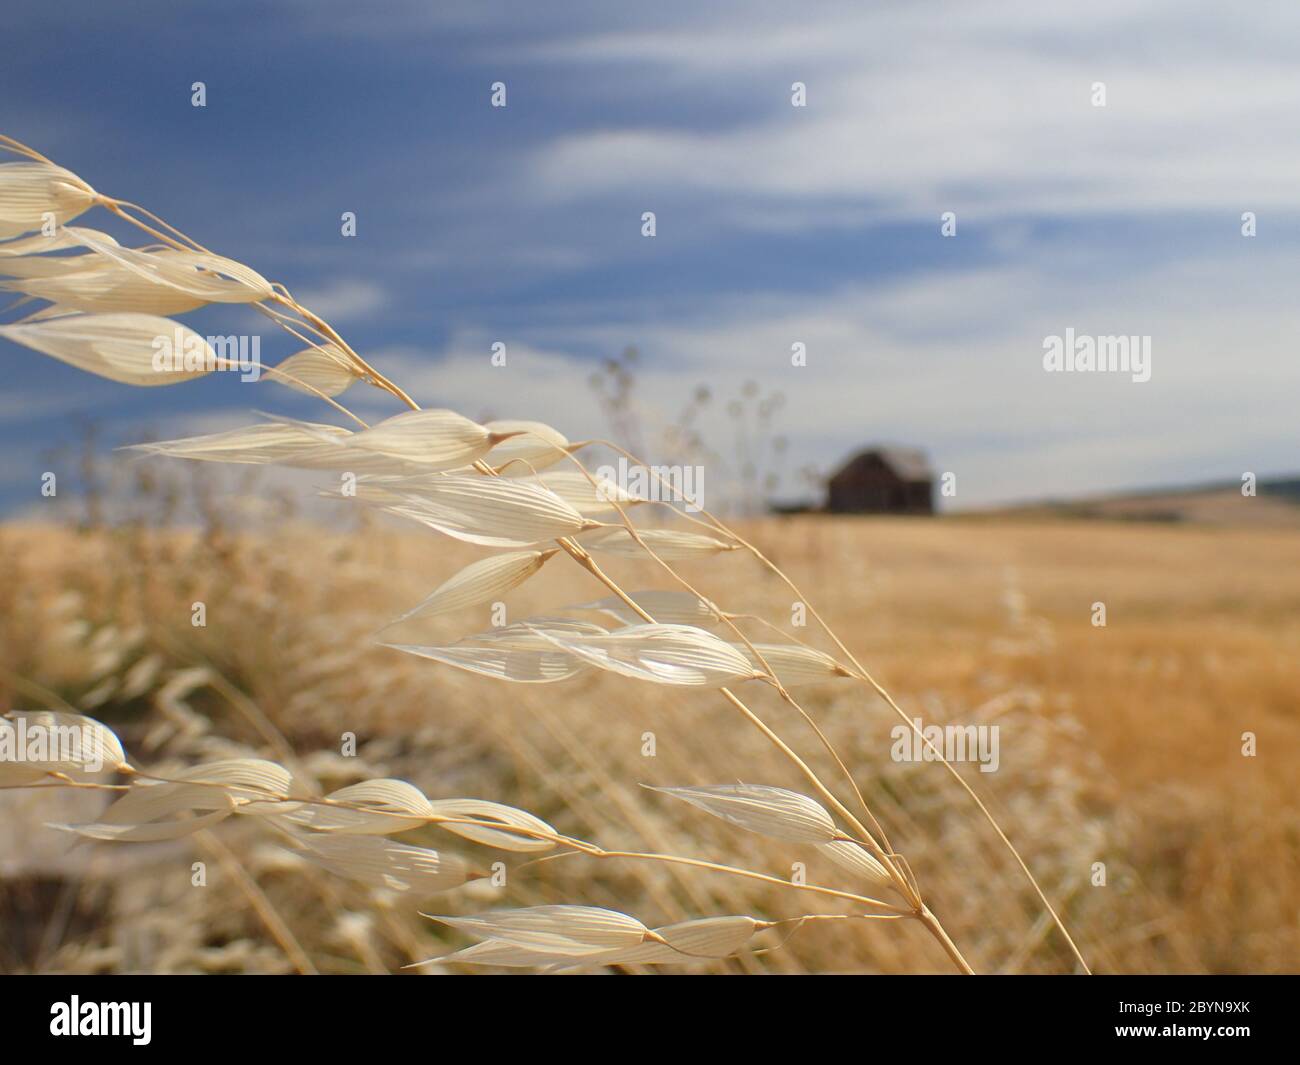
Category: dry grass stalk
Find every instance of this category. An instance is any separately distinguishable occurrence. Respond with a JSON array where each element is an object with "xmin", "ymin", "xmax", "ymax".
[{"xmin": 0, "ymin": 132, "xmax": 1095, "ymax": 974}]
